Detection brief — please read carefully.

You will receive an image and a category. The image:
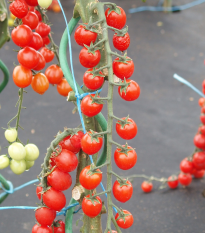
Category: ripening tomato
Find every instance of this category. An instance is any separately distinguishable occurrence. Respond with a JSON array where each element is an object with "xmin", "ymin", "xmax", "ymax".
[
  {"xmin": 81, "ymin": 94, "xmax": 103, "ymax": 117},
  {"xmin": 113, "ymin": 179, "xmax": 133, "ymax": 203},
  {"xmin": 178, "ymin": 173, "xmax": 192, "ymax": 186},
  {"xmin": 34, "ymin": 9, "xmax": 42, "ymax": 21},
  {"xmin": 45, "ymin": 65, "xmax": 63, "ymax": 84},
  {"xmin": 4, "ymin": 128, "xmax": 18, "ymax": 142},
  {"xmin": 0, "ymin": 155, "xmax": 10, "ymax": 169},
  {"xmin": 141, "ymin": 181, "xmax": 153, "ymax": 193},
  {"xmin": 34, "ymin": 52, "xmax": 46, "ymax": 71},
  {"xmin": 36, "ymin": 185, "xmax": 43, "ymax": 200},
  {"xmin": 25, "ymin": 143, "xmax": 39, "ymax": 161},
  {"xmin": 74, "ymin": 25, "xmax": 98, "ymax": 47},
  {"xmin": 35, "ymin": 207, "xmax": 56, "ymax": 226},
  {"xmin": 115, "ymin": 210, "xmax": 134, "ymax": 229},
  {"xmin": 114, "ymin": 145, "xmax": 137, "ymax": 170},
  {"xmin": 43, "ymin": 36, "xmax": 50, "ymax": 46},
  {"xmin": 17, "ymin": 47, "xmax": 39, "ymax": 69},
  {"xmin": 194, "ymin": 134, "xmax": 205, "ymax": 150},
  {"xmin": 40, "ymin": 47, "xmax": 54, "ymax": 63},
  {"xmin": 12, "ymin": 25, "xmax": 33, "ymax": 47},
  {"xmin": 43, "ymin": 187, "xmax": 66, "ymax": 211},
  {"xmin": 13, "ymin": 65, "xmax": 32, "ymax": 88},
  {"xmin": 8, "ymin": 142, "xmax": 26, "ymax": 160},
  {"xmin": 47, "ymin": 168, "xmax": 72, "ymax": 191},
  {"xmin": 105, "ymin": 6, "xmax": 126, "ymax": 29},
  {"xmin": 113, "ymin": 57, "xmax": 134, "ymax": 80},
  {"xmin": 79, "ymin": 165, "xmax": 102, "ymax": 190},
  {"xmin": 57, "ymin": 79, "xmax": 72, "ymax": 97},
  {"xmin": 180, "ymin": 158, "xmax": 194, "ymax": 174},
  {"xmin": 29, "ymin": 32, "xmax": 43, "ymax": 50},
  {"xmin": 118, "ymin": 79, "xmax": 140, "ymax": 101},
  {"xmin": 22, "ymin": 11, "xmax": 39, "ymax": 29},
  {"xmin": 55, "ymin": 149, "xmax": 78, "ymax": 172},
  {"xmin": 79, "ymin": 47, "xmax": 101, "ymax": 68},
  {"xmin": 83, "ymin": 69, "xmax": 104, "ymax": 90},
  {"xmin": 82, "ymin": 195, "xmax": 102, "ymax": 218},
  {"xmin": 32, "ymin": 224, "xmax": 40, "ymax": 233},
  {"xmin": 35, "ymin": 22, "xmax": 51, "ymax": 38},
  {"xmin": 38, "ymin": 0, "xmax": 52, "ymax": 9},
  {"xmin": 108, "ymin": 231, "xmax": 117, "ymax": 233},
  {"xmin": 116, "ymin": 117, "xmax": 137, "ymax": 140},
  {"xmin": 54, "ymin": 221, "xmax": 65, "ymax": 233},
  {"xmin": 113, "ymin": 32, "xmax": 130, "ymax": 51},
  {"xmin": 25, "ymin": 0, "xmax": 38, "ymax": 6},
  {"xmin": 193, "ymin": 151, "xmax": 205, "ymax": 170},
  {"xmin": 31, "ymin": 73, "xmax": 49, "ymax": 95},
  {"xmin": 193, "ymin": 169, "xmax": 205, "ymax": 178},
  {"xmin": 9, "ymin": 0, "xmax": 28, "ymax": 19},
  {"xmin": 198, "ymin": 97, "xmax": 205, "ymax": 107},
  {"xmin": 81, "ymin": 131, "xmax": 103, "ymax": 155},
  {"xmin": 36, "ymin": 226, "xmax": 52, "ymax": 233},
  {"xmin": 10, "ymin": 159, "xmax": 26, "ymax": 175},
  {"xmin": 167, "ymin": 175, "xmax": 178, "ymax": 189}
]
